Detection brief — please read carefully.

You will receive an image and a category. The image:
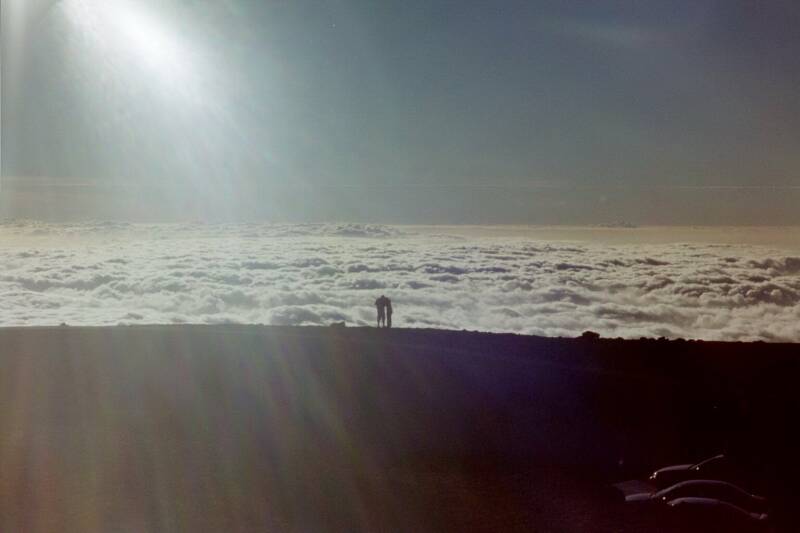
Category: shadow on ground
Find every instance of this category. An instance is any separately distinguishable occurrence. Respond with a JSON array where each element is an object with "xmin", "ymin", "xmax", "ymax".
[{"xmin": 0, "ymin": 326, "xmax": 797, "ymax": 531}]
